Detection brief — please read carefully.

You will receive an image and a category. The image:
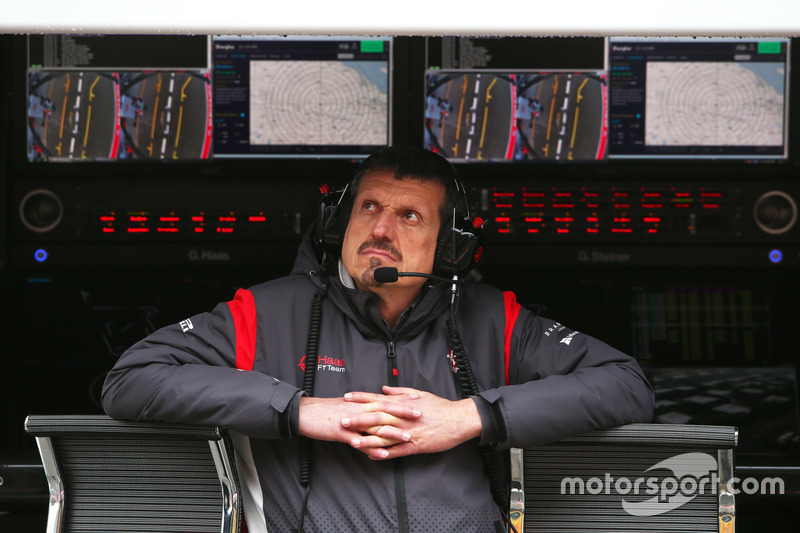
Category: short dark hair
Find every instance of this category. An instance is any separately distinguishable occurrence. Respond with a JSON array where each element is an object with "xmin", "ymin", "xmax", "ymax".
[{"xmin": 349, "ymin": 145, "xmax": 460, "ymax": 223}]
